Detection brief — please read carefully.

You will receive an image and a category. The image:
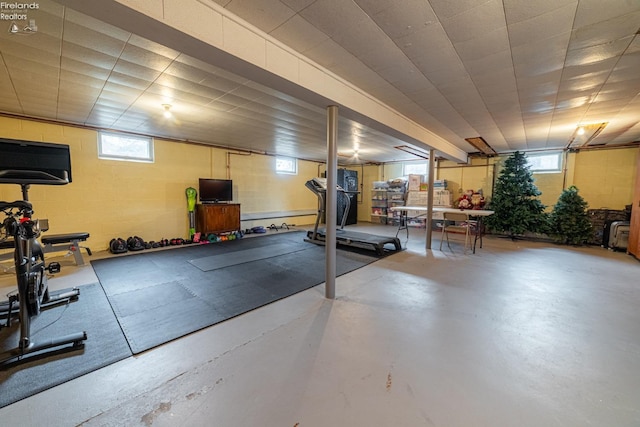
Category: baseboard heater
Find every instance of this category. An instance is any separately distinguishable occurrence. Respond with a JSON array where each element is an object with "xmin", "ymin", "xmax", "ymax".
[{"xmin": 241, "ymin": 209, "xmax": 316, "ymax": 222}]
